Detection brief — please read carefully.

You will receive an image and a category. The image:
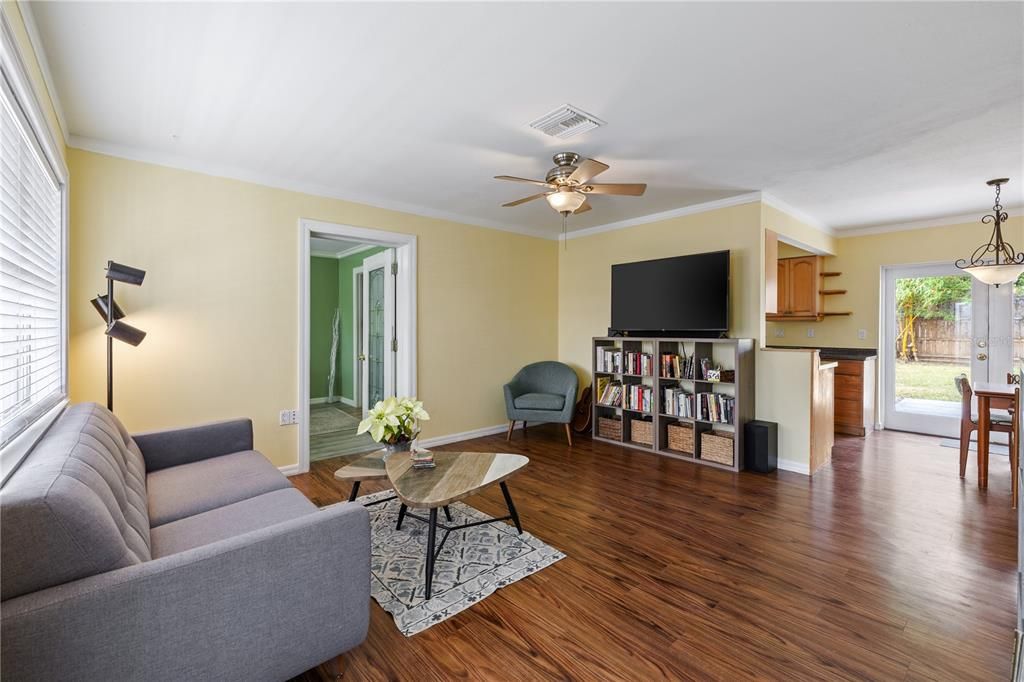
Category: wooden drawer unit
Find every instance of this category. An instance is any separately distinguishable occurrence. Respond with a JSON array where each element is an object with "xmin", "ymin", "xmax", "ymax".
[{"xmin": 832, "ymin": 357, "xmax": 875, "ymax": 437}]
